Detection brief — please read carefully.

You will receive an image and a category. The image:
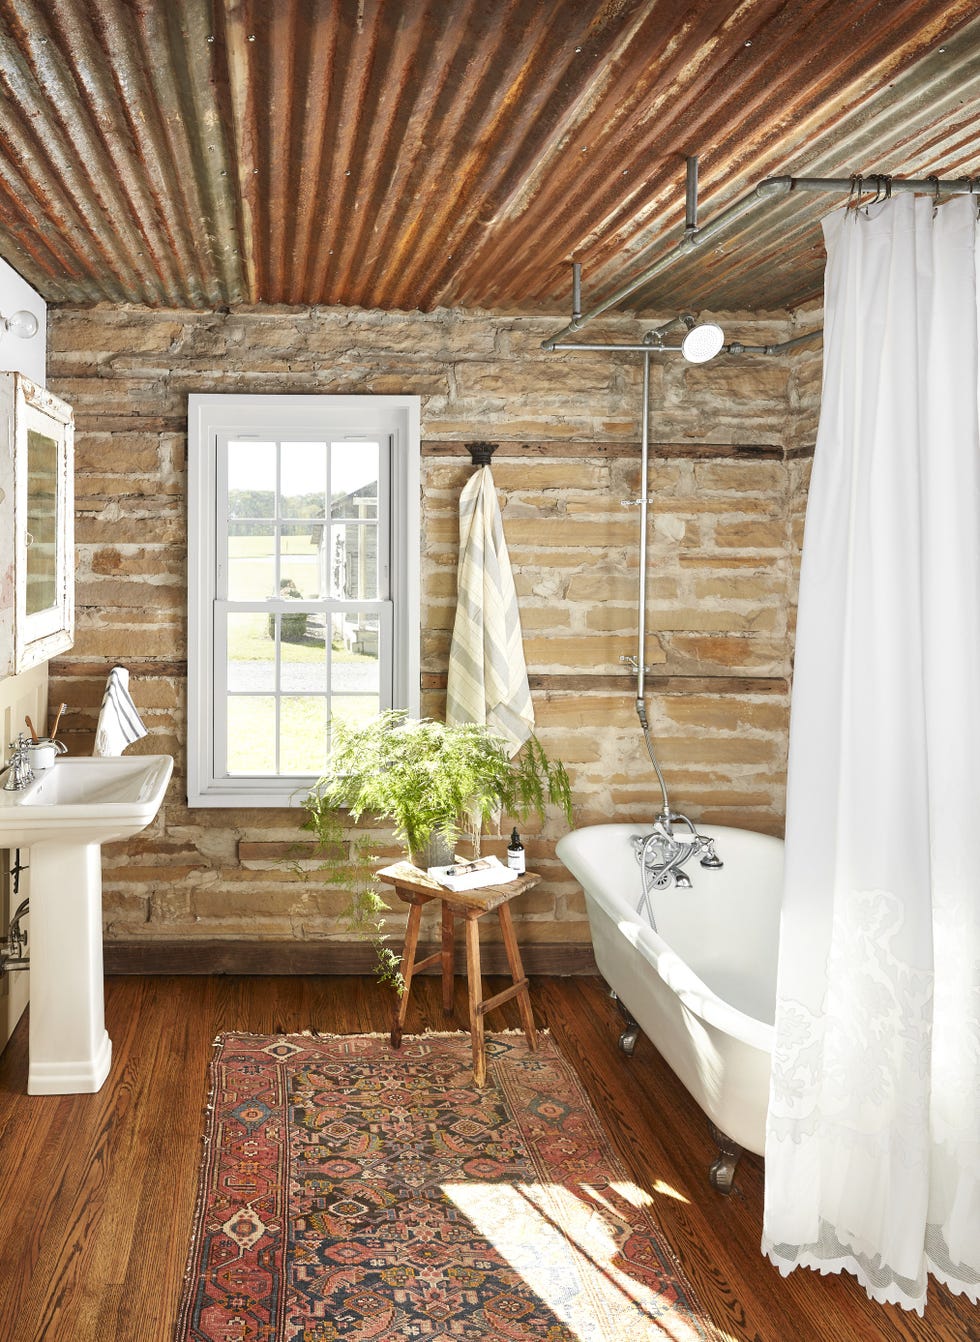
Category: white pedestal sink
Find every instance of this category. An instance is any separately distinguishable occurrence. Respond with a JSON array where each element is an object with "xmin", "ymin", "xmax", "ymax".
[{"xmin": 0, "ymin": 755, "xmax": 173, "ymax": 1094}]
